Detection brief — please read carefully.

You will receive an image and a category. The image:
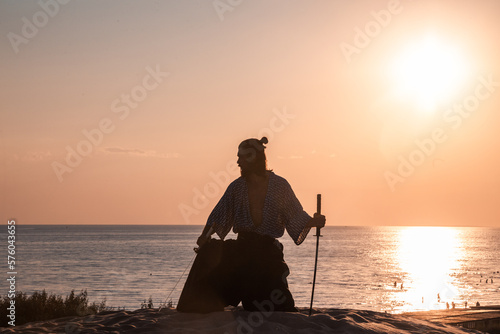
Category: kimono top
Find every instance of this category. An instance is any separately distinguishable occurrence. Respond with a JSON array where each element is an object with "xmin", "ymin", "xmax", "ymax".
[{"xmin": 206, "ymin": 172, "xmax": 312, "ymax": 245}]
